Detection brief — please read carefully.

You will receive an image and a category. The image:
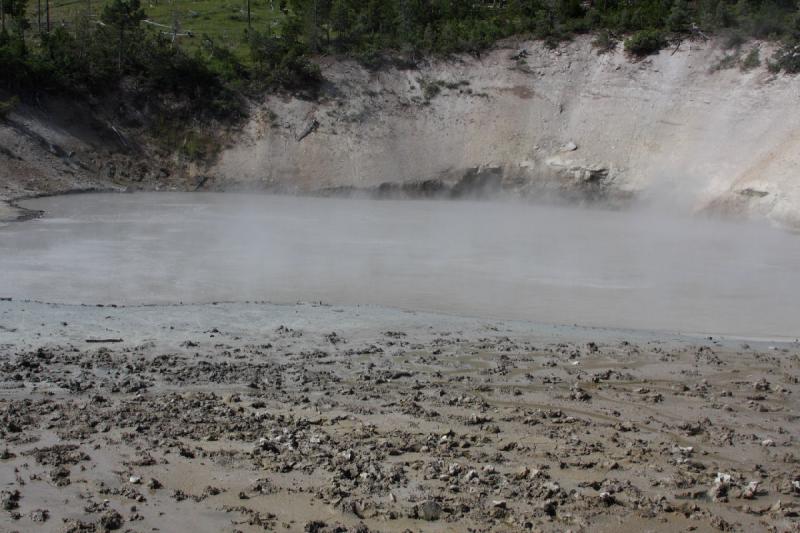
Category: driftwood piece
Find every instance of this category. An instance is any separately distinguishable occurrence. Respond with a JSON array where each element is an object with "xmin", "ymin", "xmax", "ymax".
[{"xmin": 296, "ymin": 119, "xmax": 319, "ymax": 142}]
